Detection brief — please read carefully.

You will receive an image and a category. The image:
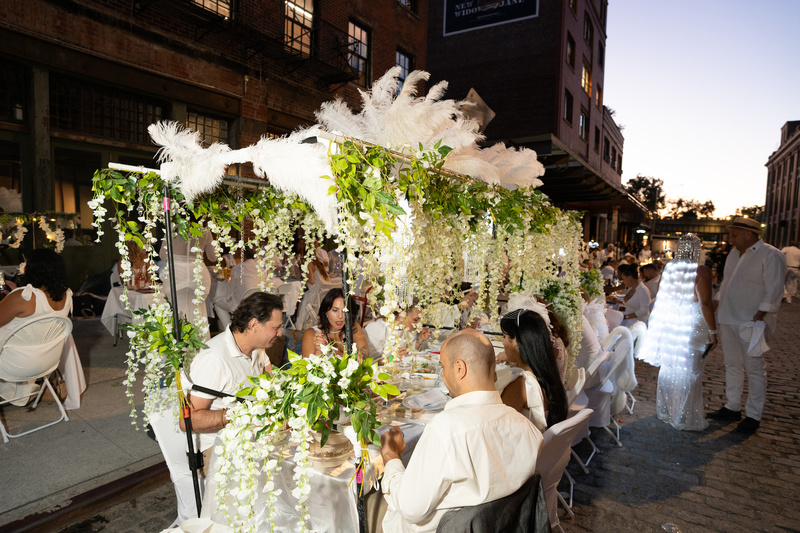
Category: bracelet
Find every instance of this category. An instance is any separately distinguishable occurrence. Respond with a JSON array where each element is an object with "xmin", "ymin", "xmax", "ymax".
[
  {"xmin": 708, "ymin": 330, "xmax": 717, "ymax": 335},
  {"xmin": 220, "ymin": 408, "xmax": 227, "ymax": 428}
]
